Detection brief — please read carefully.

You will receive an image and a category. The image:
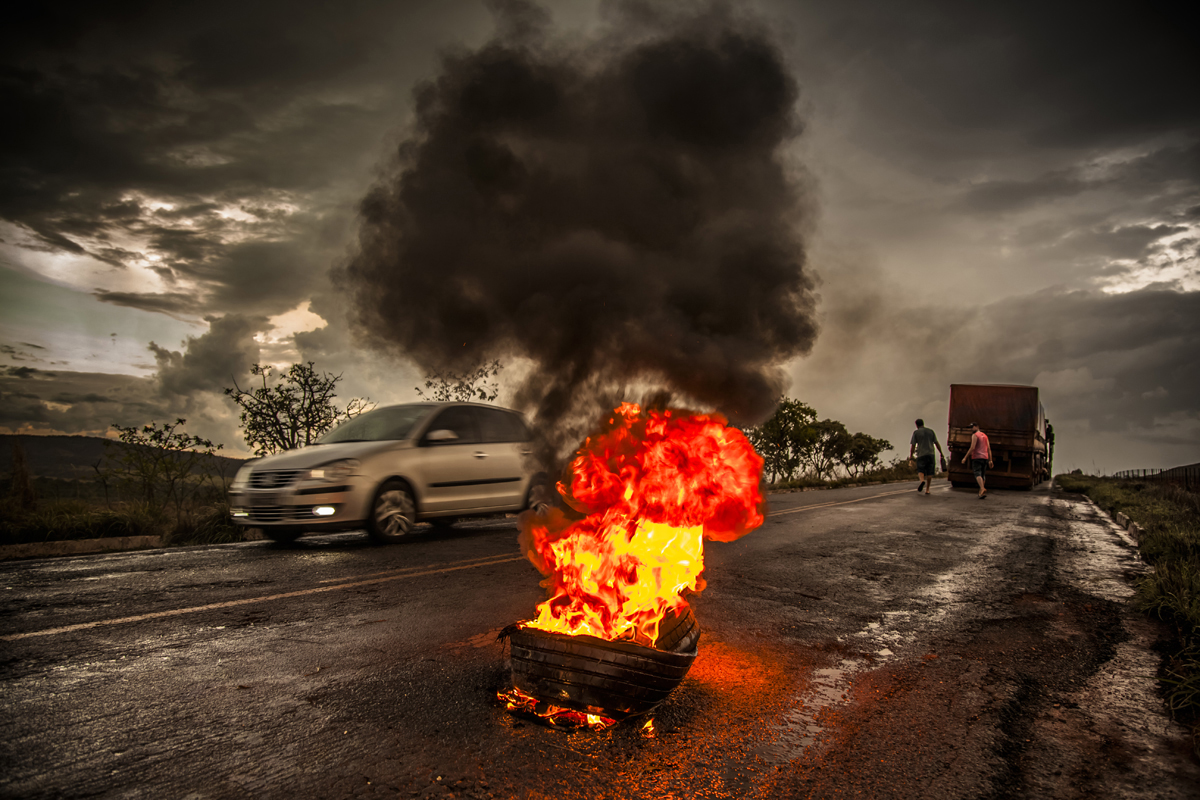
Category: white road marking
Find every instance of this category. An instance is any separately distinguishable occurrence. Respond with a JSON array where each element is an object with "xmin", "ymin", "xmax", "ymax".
[
  {"xmin": 6, "ymin": 486, "xmax": 933, "ymax": 642},
  {"xmin": 766, "ymin": 487, "xmax": 921, "ymax": 517},
  {"xmin": 1, "ymin": 554, "xmax": 530, "ymax": 642},
  {"xmin": 316, "ymin": 552, "xmax": 524, "ymax": 584}
]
